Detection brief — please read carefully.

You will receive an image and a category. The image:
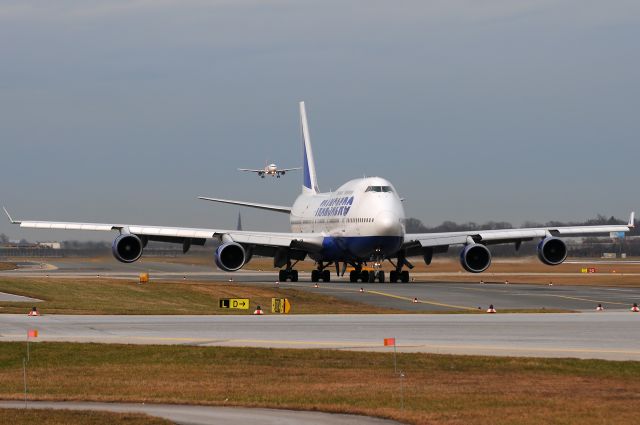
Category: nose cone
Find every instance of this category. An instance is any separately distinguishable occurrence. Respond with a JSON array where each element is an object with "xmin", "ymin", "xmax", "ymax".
[{"xmin": 376, "ymin": 211, "xmax": 402, "ymax": 236}]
